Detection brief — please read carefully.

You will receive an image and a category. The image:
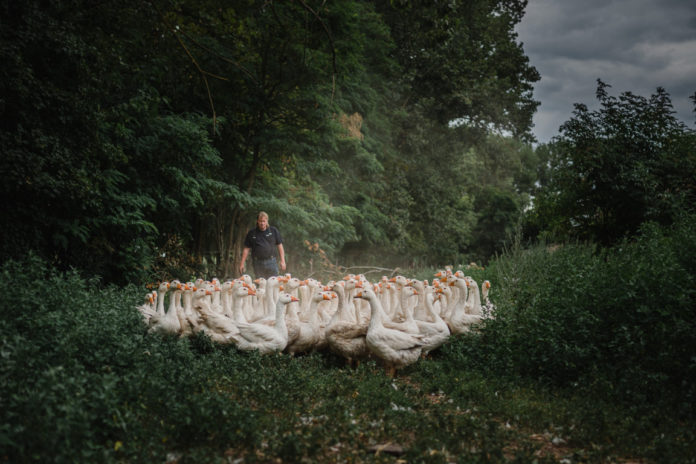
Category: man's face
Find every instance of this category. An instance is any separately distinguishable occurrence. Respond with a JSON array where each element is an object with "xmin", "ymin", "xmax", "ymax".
[{"xmin": 257, "ymin": 216, "xmax": 269, "ymax": 231}]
